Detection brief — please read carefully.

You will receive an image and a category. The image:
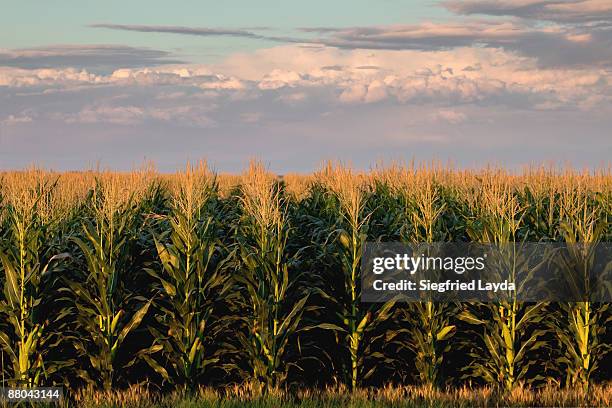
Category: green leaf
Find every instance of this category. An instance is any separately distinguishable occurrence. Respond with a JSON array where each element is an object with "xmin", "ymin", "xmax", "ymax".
[{"xmin": 116, "ymin": 300, "xmax": 152, "ymax": 348}]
